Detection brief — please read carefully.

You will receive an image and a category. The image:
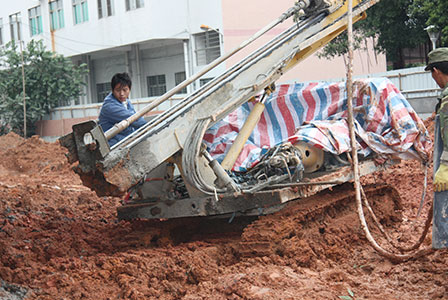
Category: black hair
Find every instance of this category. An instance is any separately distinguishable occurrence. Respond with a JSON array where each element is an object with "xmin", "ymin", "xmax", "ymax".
[
  {"xmin": 428, "ymin": 61, "xmax": 448, "ymax": 75},
  {"xmin": 111, "ymin": 72, "xmax": 132, "ymax": 90}
]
